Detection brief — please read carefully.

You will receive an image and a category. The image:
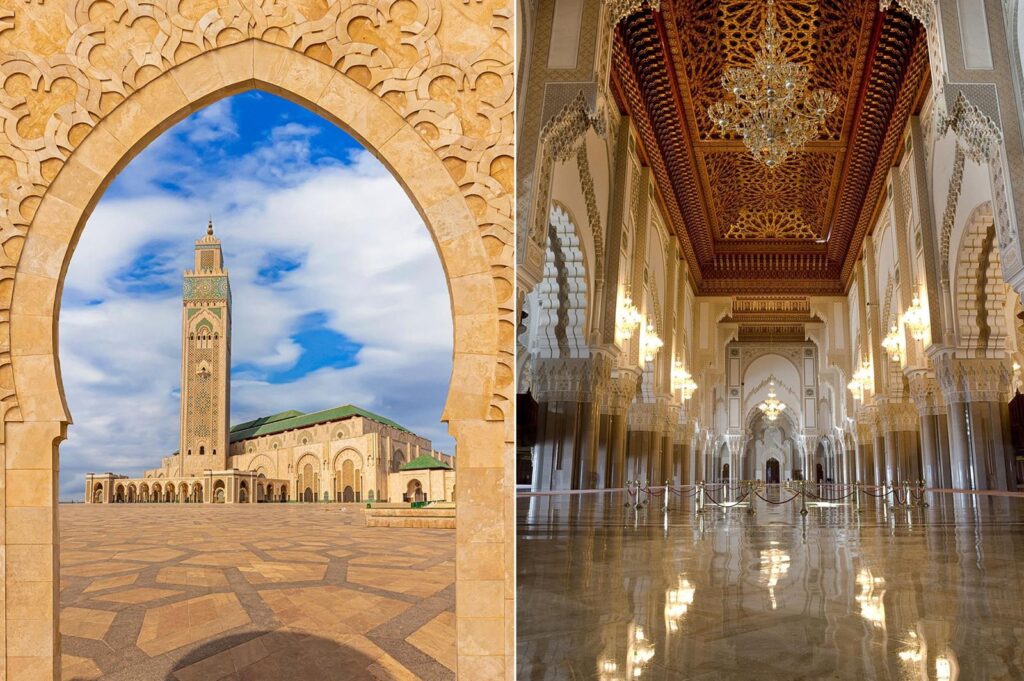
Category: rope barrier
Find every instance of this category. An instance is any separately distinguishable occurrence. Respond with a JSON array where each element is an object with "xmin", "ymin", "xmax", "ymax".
[
  {"xmin": 753, "ymin": 489, "xmax": 801, "ymax": 505},
  {"xmin": 703, "ymin": 490, "xmax": 750, "ymax": 507}
]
